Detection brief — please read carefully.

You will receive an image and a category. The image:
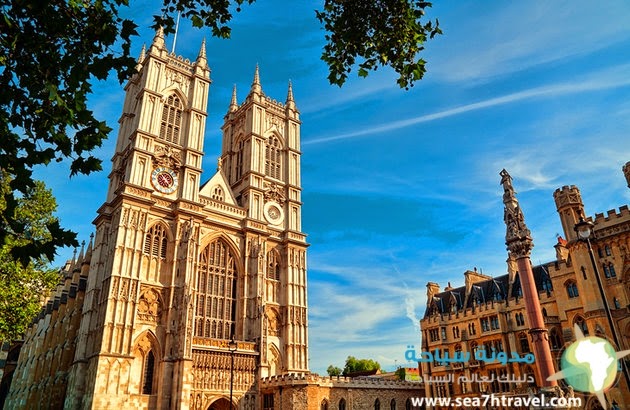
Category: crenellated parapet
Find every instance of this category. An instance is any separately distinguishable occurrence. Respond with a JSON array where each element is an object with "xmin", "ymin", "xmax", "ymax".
[
  {"xmin": 592, "ymin": 205, "xmax": 630, "ymax": 240},
  {"xmin": 259, "ymin": 373, "xmax": 421, "ymax": 389}
]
